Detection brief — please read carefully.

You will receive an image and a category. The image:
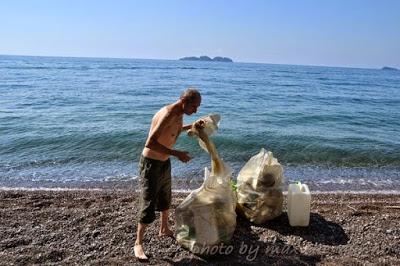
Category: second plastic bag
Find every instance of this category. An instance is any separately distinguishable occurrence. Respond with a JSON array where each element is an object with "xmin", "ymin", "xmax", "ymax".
[
  {"xmin": 175, "ymin": 114, "xmax": 236, "ymax": 254},
  {"xmin": 236, "ymin": 148, "xmax": 284, "ymax": 224}
]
